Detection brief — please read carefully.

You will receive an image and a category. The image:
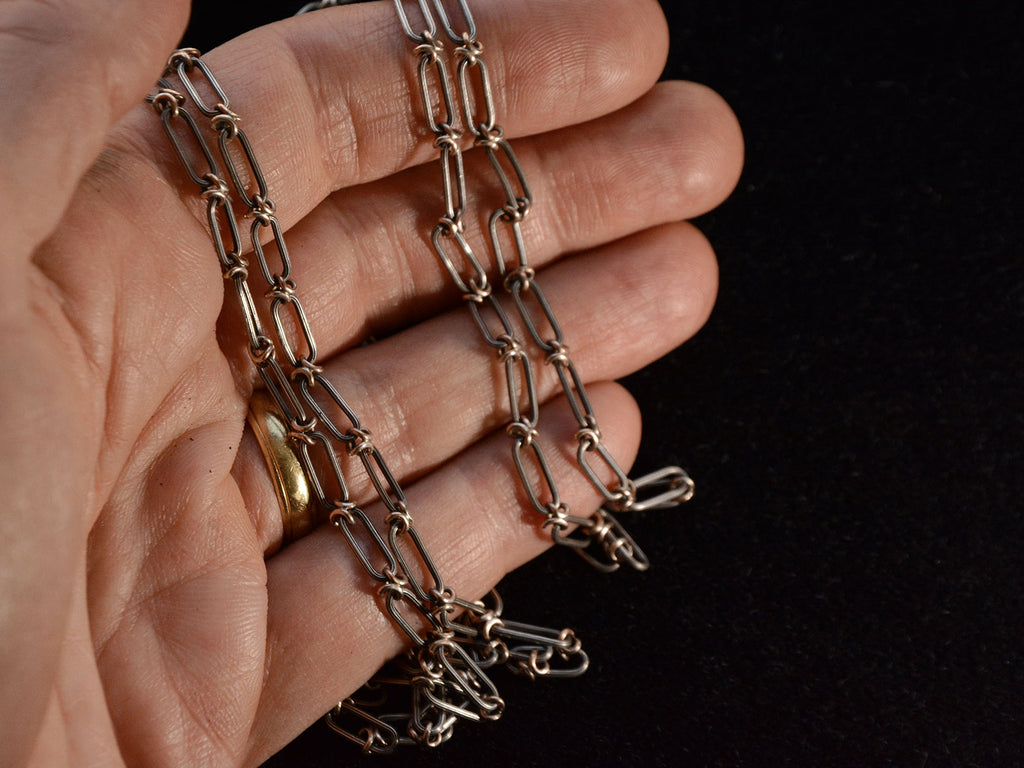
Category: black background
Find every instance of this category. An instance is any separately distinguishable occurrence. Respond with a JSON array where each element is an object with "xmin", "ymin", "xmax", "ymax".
[{"xmin": 183, "ymin": 2, "xmax": 1023, "ymax": 766}]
